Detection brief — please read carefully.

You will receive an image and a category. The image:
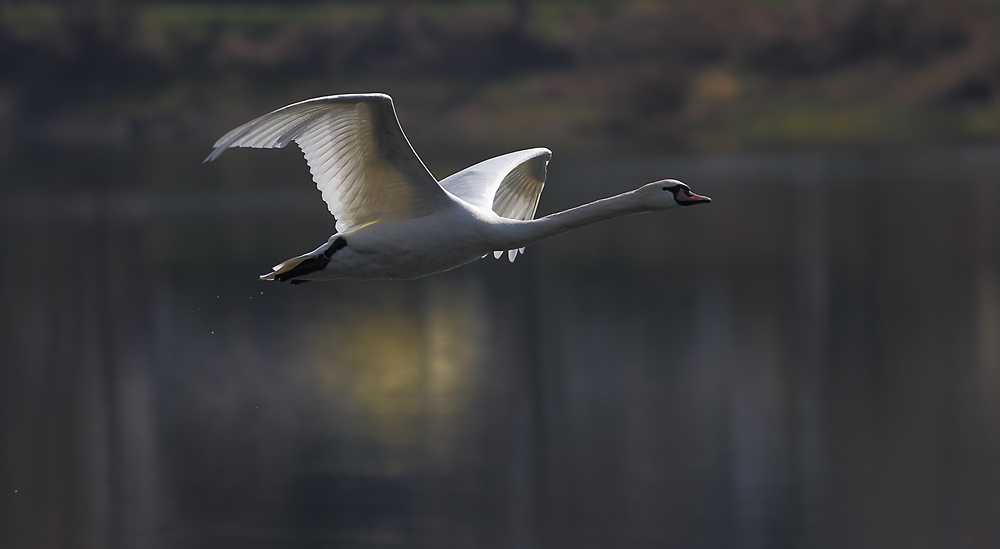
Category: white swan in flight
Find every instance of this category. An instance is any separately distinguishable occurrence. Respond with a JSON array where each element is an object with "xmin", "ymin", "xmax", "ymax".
[{"xmin": 206, "ymin": 93, "xmax": 710, "ymax": 282}]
